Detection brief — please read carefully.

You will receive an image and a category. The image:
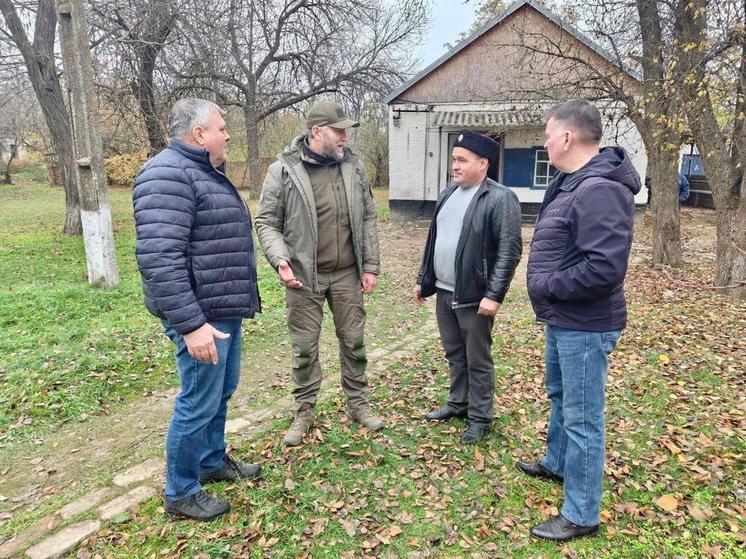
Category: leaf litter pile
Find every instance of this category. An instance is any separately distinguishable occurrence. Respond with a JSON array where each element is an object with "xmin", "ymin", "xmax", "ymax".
[{"xmin": 79, "ymin": 214, "xmax": 744, "ymax": 558}]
